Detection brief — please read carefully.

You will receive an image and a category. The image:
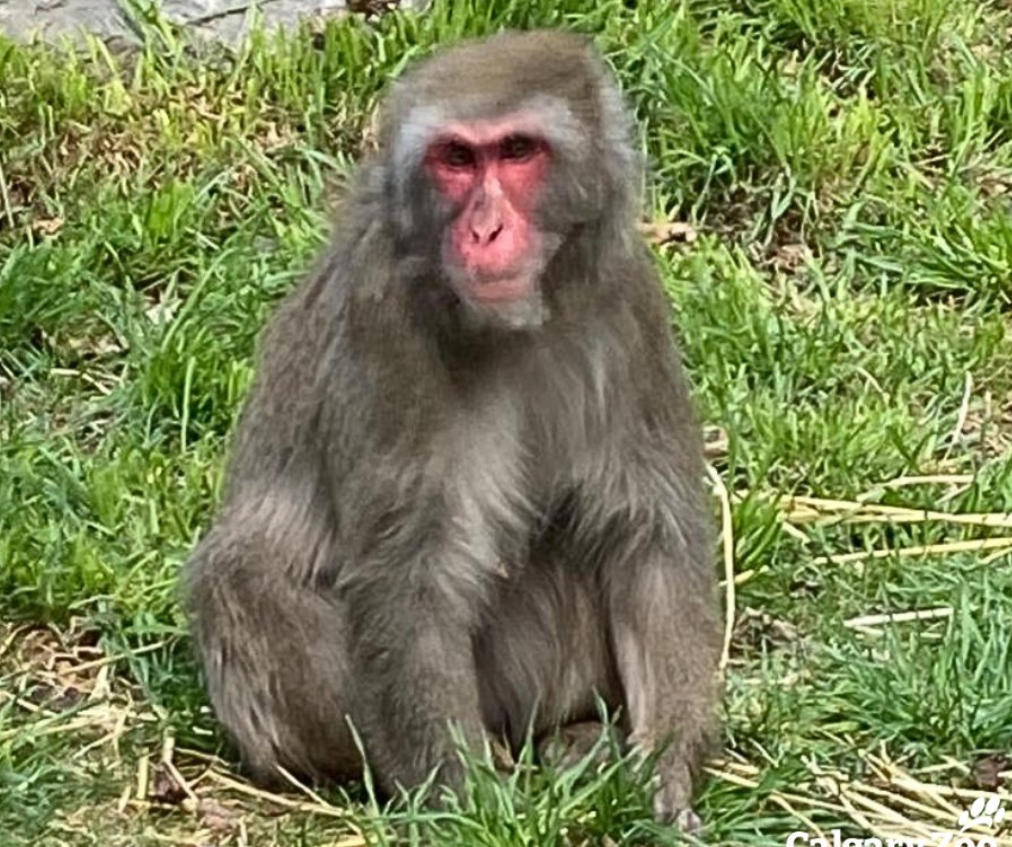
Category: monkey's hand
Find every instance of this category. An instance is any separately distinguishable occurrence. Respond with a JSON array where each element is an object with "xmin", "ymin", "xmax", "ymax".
[{"xmin": 650, "ymin": 749, "xmax": 704, "ymax": 835}]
